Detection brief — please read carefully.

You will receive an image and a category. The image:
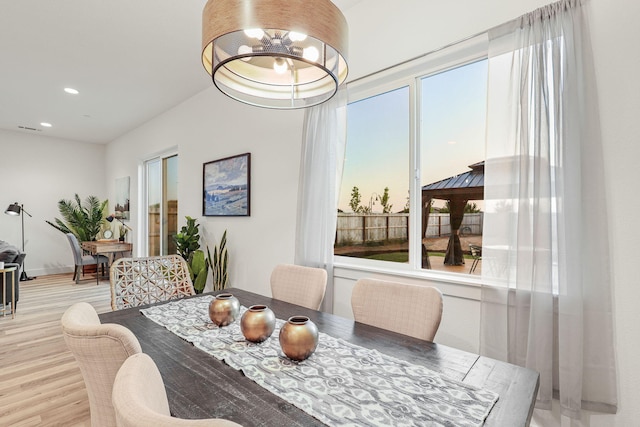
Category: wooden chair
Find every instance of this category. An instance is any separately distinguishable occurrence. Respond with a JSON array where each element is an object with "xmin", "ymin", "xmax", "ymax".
[
  {"xmin": 112, "ymin": 353, "xmax": 242, "ymax": 427},
  {"xmin": 66, "ymin": 233, "xmax": 108, "ymax": 284},
  {"xmin": 351, "ymin": 278, "xmax": 443, "ymax": 342},
  {"xmin": 109, "ymin": 255, "xmax": 195, "ymax": 311},
  {"xmin": 61, "ymin": 302, "xmax": 142, "ymax": 427},
  {"xmin": 270, "ymin": 264, "xmax": 327, "ymax": 310}
]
